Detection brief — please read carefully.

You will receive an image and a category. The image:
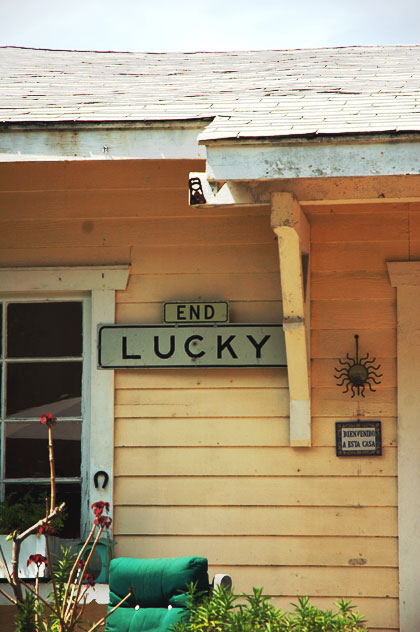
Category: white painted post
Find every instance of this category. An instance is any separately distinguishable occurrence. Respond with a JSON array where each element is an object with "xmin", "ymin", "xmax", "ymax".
[
  {"xmin": 388, "ymin": 262, "xmax": 420, "ymax": 632},
  {"xmin": 271, "ymin": 193, "xmax": 311, "ymax": 446}
]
